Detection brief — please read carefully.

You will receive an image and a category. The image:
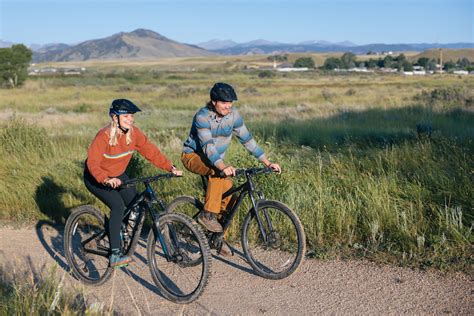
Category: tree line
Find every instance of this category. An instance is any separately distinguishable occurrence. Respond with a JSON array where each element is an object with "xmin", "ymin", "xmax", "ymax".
[
  {"xmin": 269, "ymin": 52, "xmax": 474, "ymax": 72},
  {"xmin": 322, "ymin": 52, "xmax": 473, "ymax": 72}
]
